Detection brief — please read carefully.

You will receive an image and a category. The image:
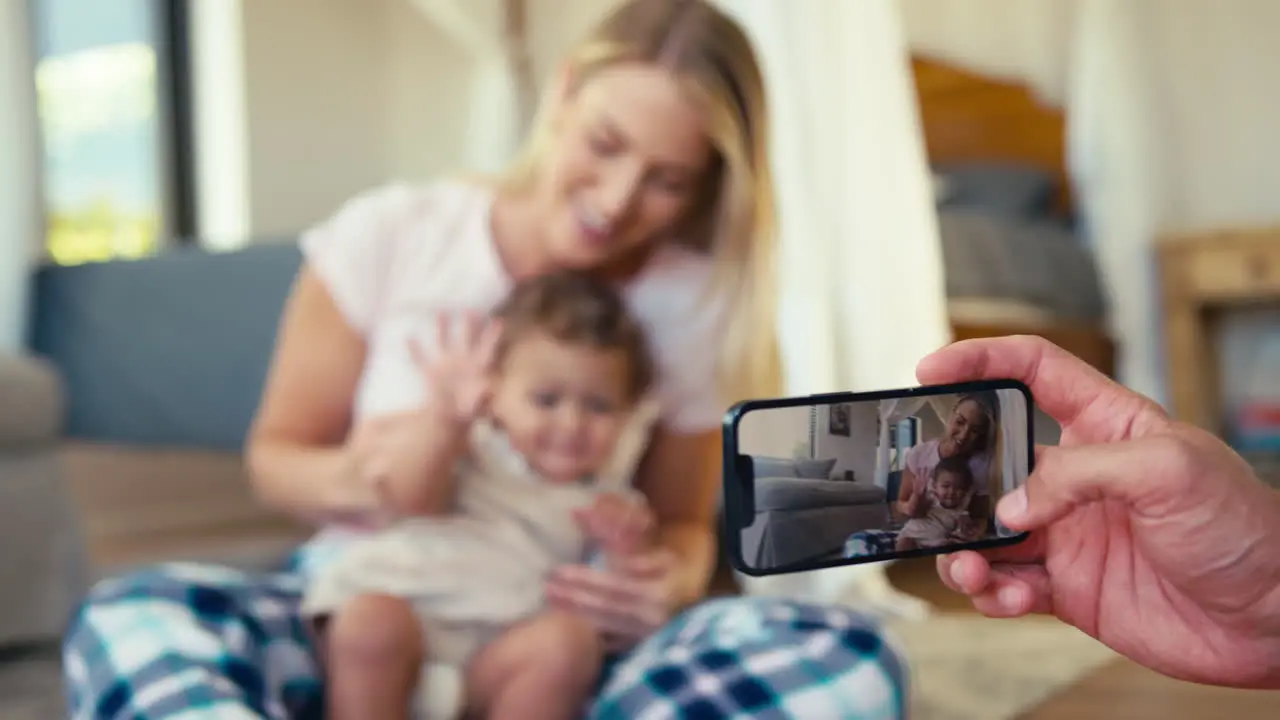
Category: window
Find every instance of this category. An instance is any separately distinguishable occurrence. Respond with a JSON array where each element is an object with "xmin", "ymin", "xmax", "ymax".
[{"xmin": 31, "ymin": 0, "xmax": 193, "ymax": 266}]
